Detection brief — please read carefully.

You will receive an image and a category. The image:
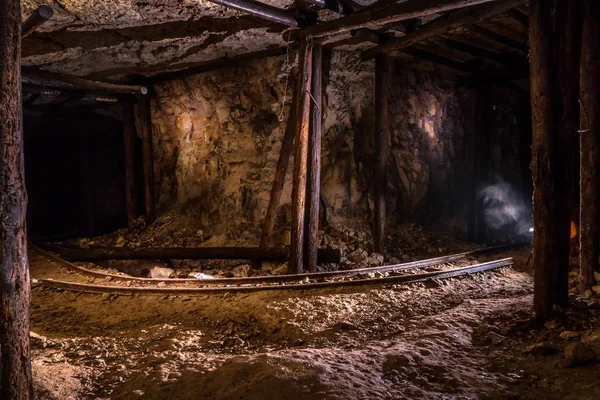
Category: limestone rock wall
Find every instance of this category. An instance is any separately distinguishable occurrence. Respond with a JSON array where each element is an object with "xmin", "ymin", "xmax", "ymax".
[{"xmin": 151, "ymin": 50, "xmax": 480, "ymax": 243}]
